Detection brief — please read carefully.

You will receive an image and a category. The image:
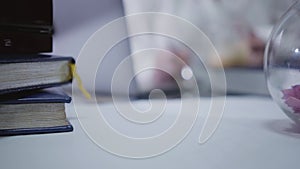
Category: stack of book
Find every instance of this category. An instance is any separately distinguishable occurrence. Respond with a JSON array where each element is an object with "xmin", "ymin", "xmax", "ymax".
[{"xmin": 0, "ymin": 0, "xmax": 74, "ymax": 136}]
